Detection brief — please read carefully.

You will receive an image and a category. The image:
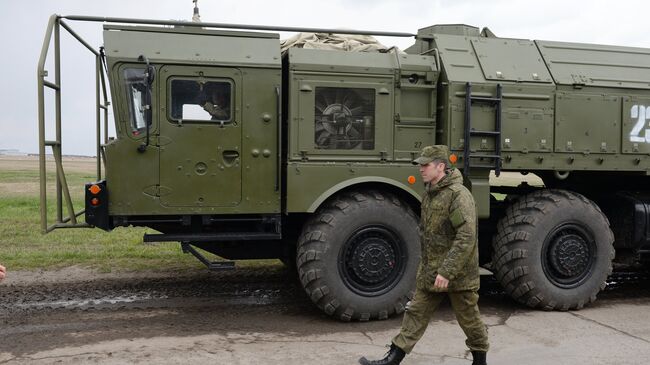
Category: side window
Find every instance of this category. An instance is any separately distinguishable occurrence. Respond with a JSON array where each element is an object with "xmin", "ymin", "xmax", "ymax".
[
  {"xmin": 169, "ymin": 79, "xmax": 232, "ymax": 122},
  {"xmin": 123, "ymin": 68, "xmax": 150, "ymax": 134},
  {"xmin": 314, "ymin": 87, "xmax": 375, "ymax": 150}
]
